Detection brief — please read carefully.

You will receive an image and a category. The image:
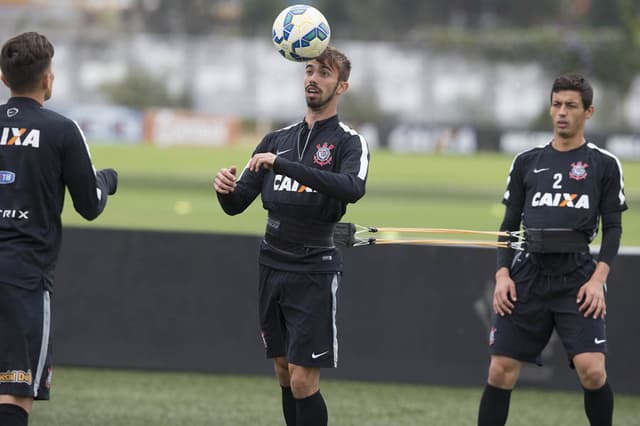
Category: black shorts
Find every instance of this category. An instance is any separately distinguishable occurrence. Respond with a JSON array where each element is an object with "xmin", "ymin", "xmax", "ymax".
[
  {"xmin": 258, "ymin": 264, "xmax": 340, "ymax": 368},
  {"xmin": 0, "ymin": 284, "xmax": 52, "ymax": 400},
  {"xmin": 489, "ymin": 252, "xmax": 607, "ymax": 366}
]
